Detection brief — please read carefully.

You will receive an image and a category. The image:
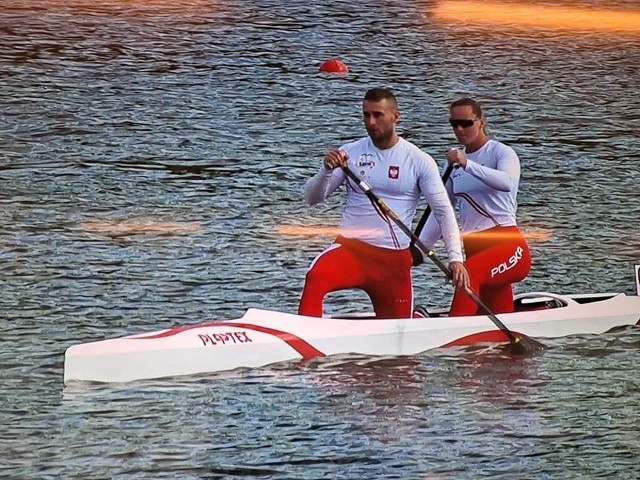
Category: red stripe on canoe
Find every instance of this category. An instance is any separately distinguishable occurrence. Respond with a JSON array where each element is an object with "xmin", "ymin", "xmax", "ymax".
[
  {"xmin": 442, "ymin": 329, "xmax": 515, "ymax": 347},
  {"xmin": 134, "ymin": 322, "xmax": 326, "ymax": 360}
]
